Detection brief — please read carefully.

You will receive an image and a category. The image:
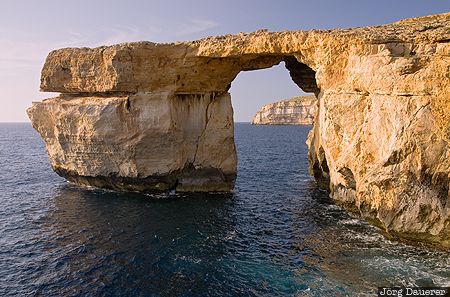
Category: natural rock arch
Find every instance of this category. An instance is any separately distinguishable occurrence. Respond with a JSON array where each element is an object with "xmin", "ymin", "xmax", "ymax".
[
  {"xmin": 34, "ymin": 49, "xmax": 324, "ymax": 193},
  {"xmin": 28, "ymin": 13, "xmax": 450, "ymax": 248}
]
